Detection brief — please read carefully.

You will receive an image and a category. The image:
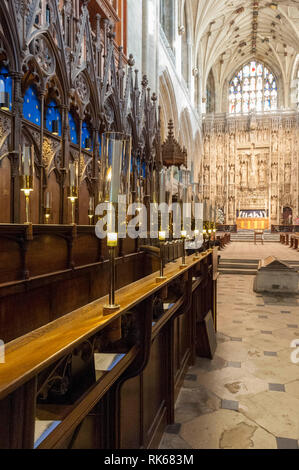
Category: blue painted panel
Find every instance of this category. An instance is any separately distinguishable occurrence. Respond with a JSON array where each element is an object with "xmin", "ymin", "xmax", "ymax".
[
  {"xmin": 23, "ymin": 85, "xmax": 41, "ymax": 125},
  {"xmin": 69, "ymin": 112, "xmax": 78, "ymax": 145},
  {"xmin": 45, "ymin": 99, "xmax": 62, "ymax": 136}
]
